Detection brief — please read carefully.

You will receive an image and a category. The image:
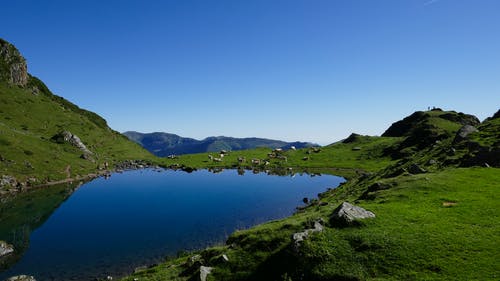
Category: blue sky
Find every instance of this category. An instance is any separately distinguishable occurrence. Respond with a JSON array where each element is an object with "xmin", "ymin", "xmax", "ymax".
[{"xmin": 2, "ymin": 0, "xmax": 499, "ymax": 144}]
